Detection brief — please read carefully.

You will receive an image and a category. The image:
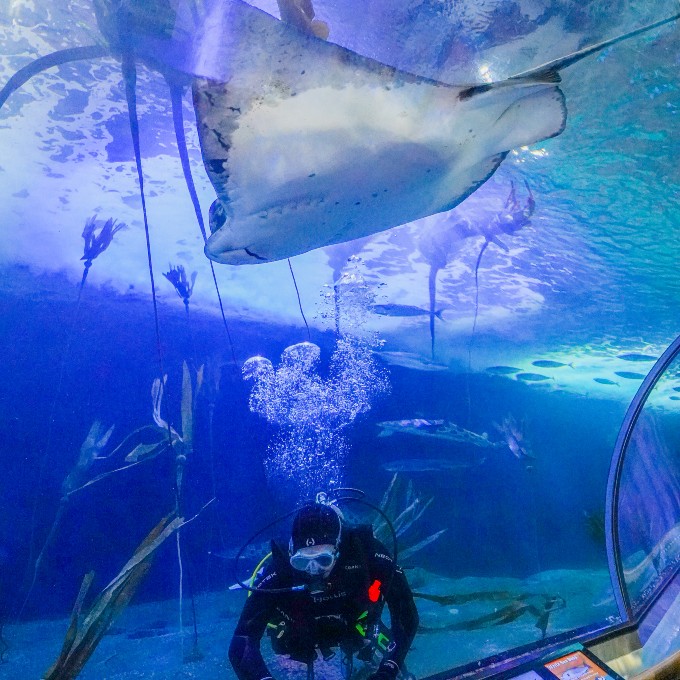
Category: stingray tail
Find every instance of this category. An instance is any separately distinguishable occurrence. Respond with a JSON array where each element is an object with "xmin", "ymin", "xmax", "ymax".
[
  {"xmin": 511, "ymin": 11, "xmax": 680, "ymax": 80},
  {"xmin": 0, "ymin": 45, "xmax": 110, "ymax": 112},
  {"xmin": 460, "ymin": 11, "xmax": 679, "ymax": 102},
  {"xmin": 121, "ymin": 52, "xmax": 168, "ymax": 391},
  {"xmin": 167, "ymin": 79, "xmax": 238, "ymax": 365}
]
